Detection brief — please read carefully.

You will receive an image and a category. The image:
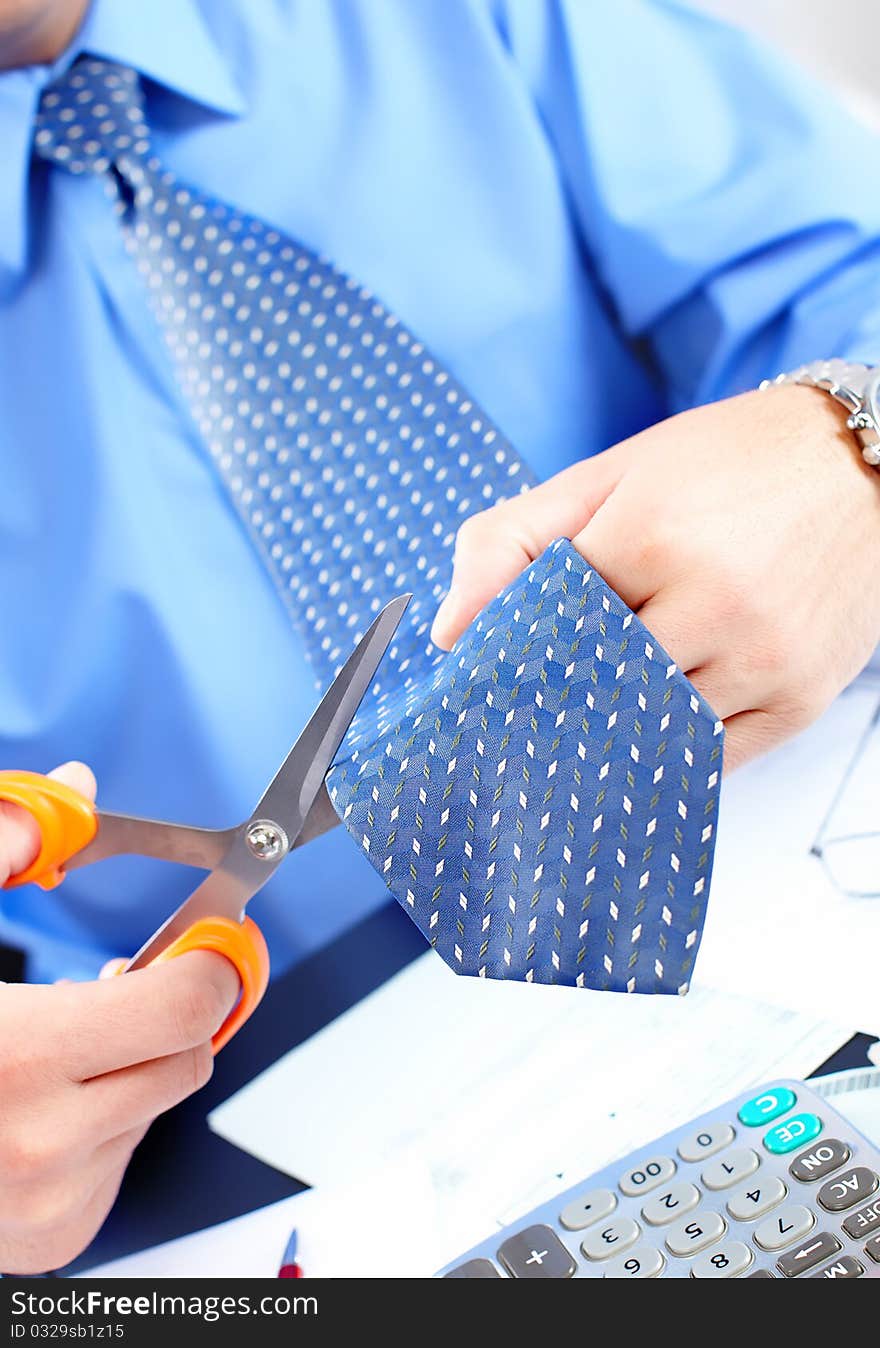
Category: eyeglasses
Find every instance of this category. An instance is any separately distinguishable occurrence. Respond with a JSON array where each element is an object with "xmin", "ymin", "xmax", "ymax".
[{"xmin": 810, "ymin": 688, "xmax": 880, "ymax": 899}]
